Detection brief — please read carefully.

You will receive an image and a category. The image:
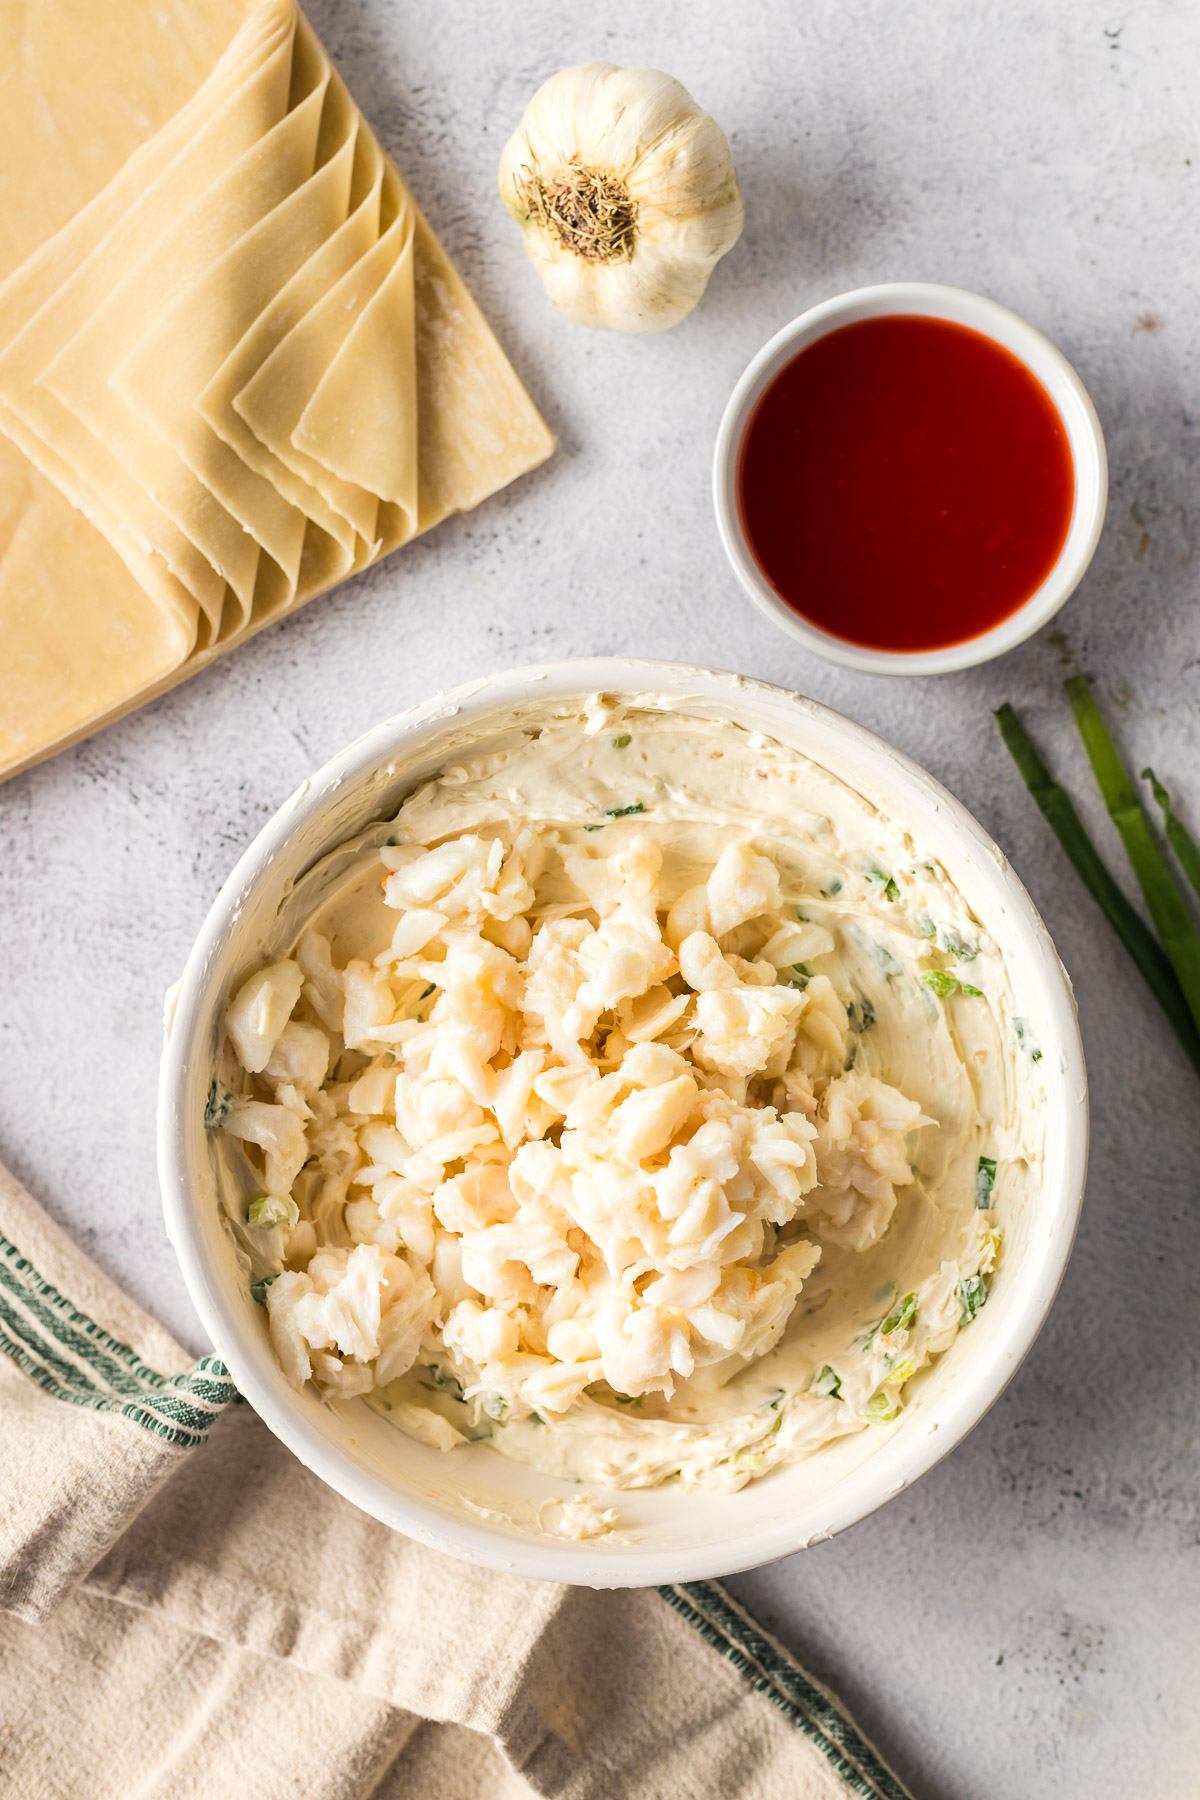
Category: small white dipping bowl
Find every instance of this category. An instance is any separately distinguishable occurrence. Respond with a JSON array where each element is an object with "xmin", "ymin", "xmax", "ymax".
[
  {"xmin": 159, "ymin": 659, "xmax": 1087, "ymax": 1586},
  {"xmin": 713, "ymin": 282, "xmax": 1108, "ymax": 676}
]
